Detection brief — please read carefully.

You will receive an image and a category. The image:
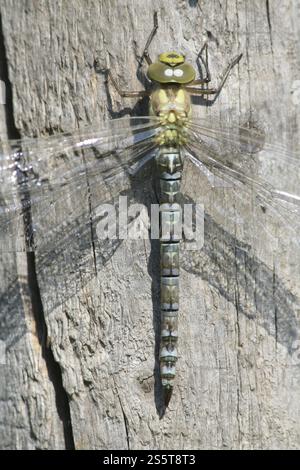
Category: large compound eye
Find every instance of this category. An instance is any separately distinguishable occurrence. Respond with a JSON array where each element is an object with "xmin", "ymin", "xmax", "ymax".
[
  {"xmin": 174, "ymin": 69, "xmax": 184, "ymax": 77},
  {"xmin": 164, "ymin": 68, "xmax": 173, "ymax": 77}
]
